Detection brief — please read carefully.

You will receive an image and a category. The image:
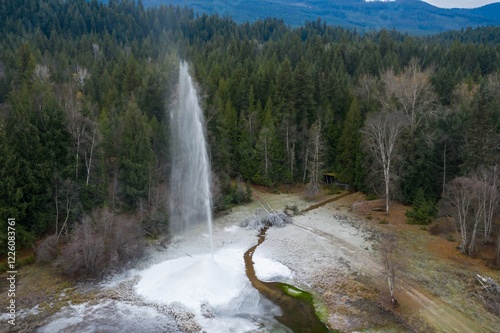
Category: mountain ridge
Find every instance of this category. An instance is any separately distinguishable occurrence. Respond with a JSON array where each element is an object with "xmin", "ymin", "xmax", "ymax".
[{"xmin": 137, "ymin": 0, "xmax": 500, "ymax": 34}]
